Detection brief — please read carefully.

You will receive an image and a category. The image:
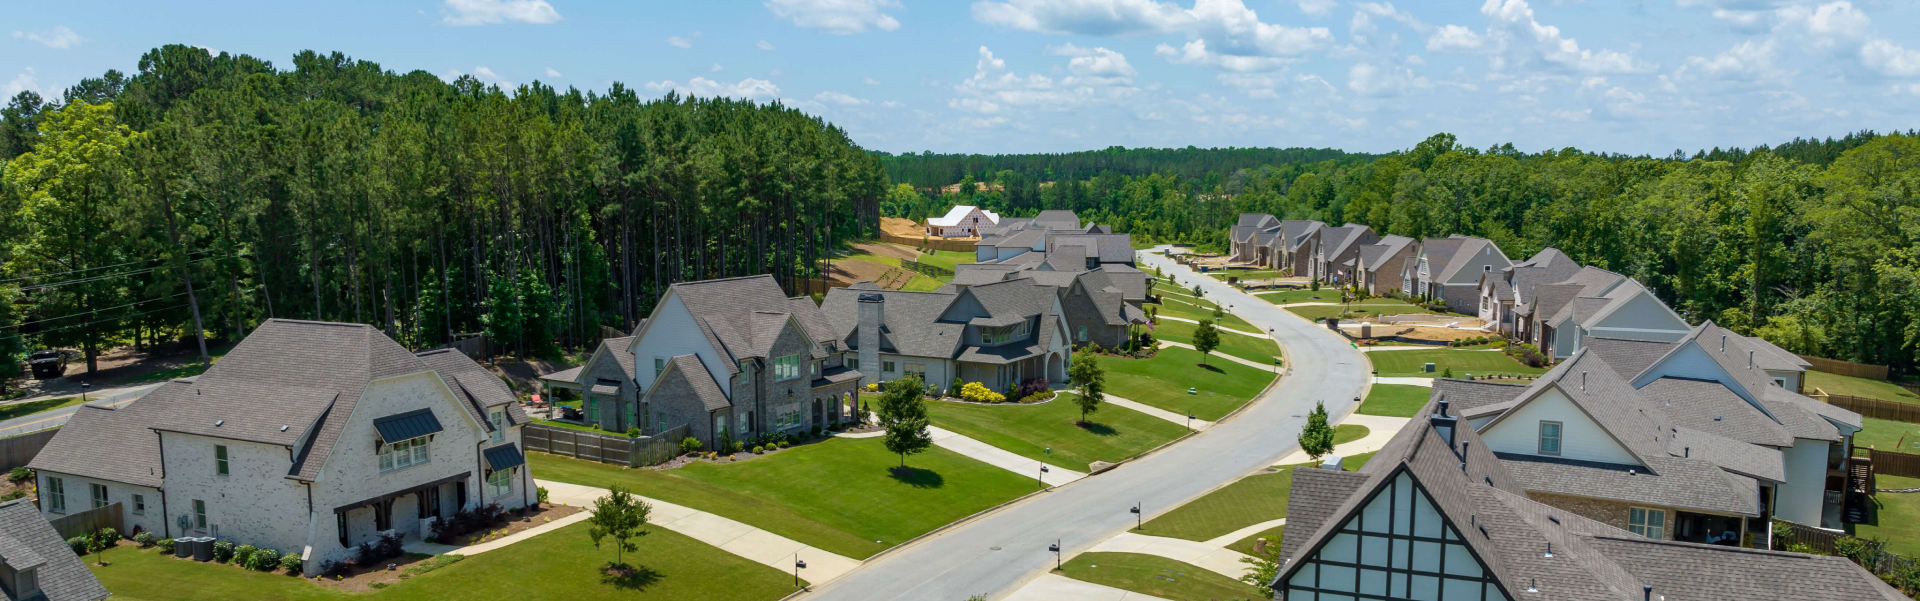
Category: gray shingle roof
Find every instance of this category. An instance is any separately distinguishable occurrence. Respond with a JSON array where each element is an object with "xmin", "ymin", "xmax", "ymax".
[
  {"xmin": 822, "ymin": 287, "xmax": 966, "ymax": 359},
  {"xmin": 668, "ymin": 354, "xmax": 731, "ymax": 411},
  {"xmin": 1281, "ymin": 220, "xmax": 1323, "ymax": 251},
  {"xmin": 27, "ymin": 390, "xmax": 170, "ymax": 488},
  {"xmin": 0, "ymin": 499, "xmax": 110, "ymax": 601},
  {"xmin": 416, "ymin": 347, "xmax": 528, "ymax": 426},
  {"xmin": 1483, "ymin": 352, "xmax": 1675, "ymax": 470},
  {"xmin": 1670, "ymin": 426, "xmax": 1785, "ymax": 482},
  {"xmin": 1033, "ymin": 210, "xmax": 1081, "ymax": 230},
  {"xmin": 1238, "ymin": 213, "xmax": 1280, "ymax": 228},
  {"xmin": 1587, "ymin": 536, "xmax": 1910, "ymax": 601},
  {"xmin": 1430, "ymin": 378, "xmax": 1529, "ymax": 416},
  {"xmin": 1638, "ymin": 377, "xmax": 1795, "ymax": 447},
  {"xmin": 1497, "ymin": 452, "xmax": 1761, "ymax": 516},
  {"xmin": 1277, "ymin": 467, "xmax": 1369, "ymax": 561},
  {"xmin": 1581, "ymin": 337, "xmax": 1676, "ymax": 380},
  {"xmin": 1048, "ymin": 232, "xmax": 1133, "ymax": 264},
  {"xmin": 670, "ymin": 275, "xmax": 835, "ymax": 372}
]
